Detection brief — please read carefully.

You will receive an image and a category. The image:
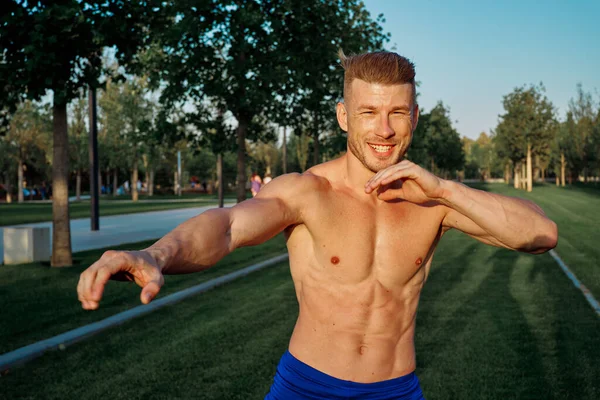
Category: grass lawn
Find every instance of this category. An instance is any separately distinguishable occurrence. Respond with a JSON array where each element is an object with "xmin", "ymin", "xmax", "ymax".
[
  {"xmin": 0, "ymin": 195, "xmax": 236, "ymax": 227},
  {"xmin": 1, "ymin": 183, "xmax": 599, "ymax": 399},
  {"xmin": 0, "ymin": 234, "xmax": 288, "ymax": 355},
  {"xmin": 468, "ymin": 182, "xmax": 600, "ymax": 300}
]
